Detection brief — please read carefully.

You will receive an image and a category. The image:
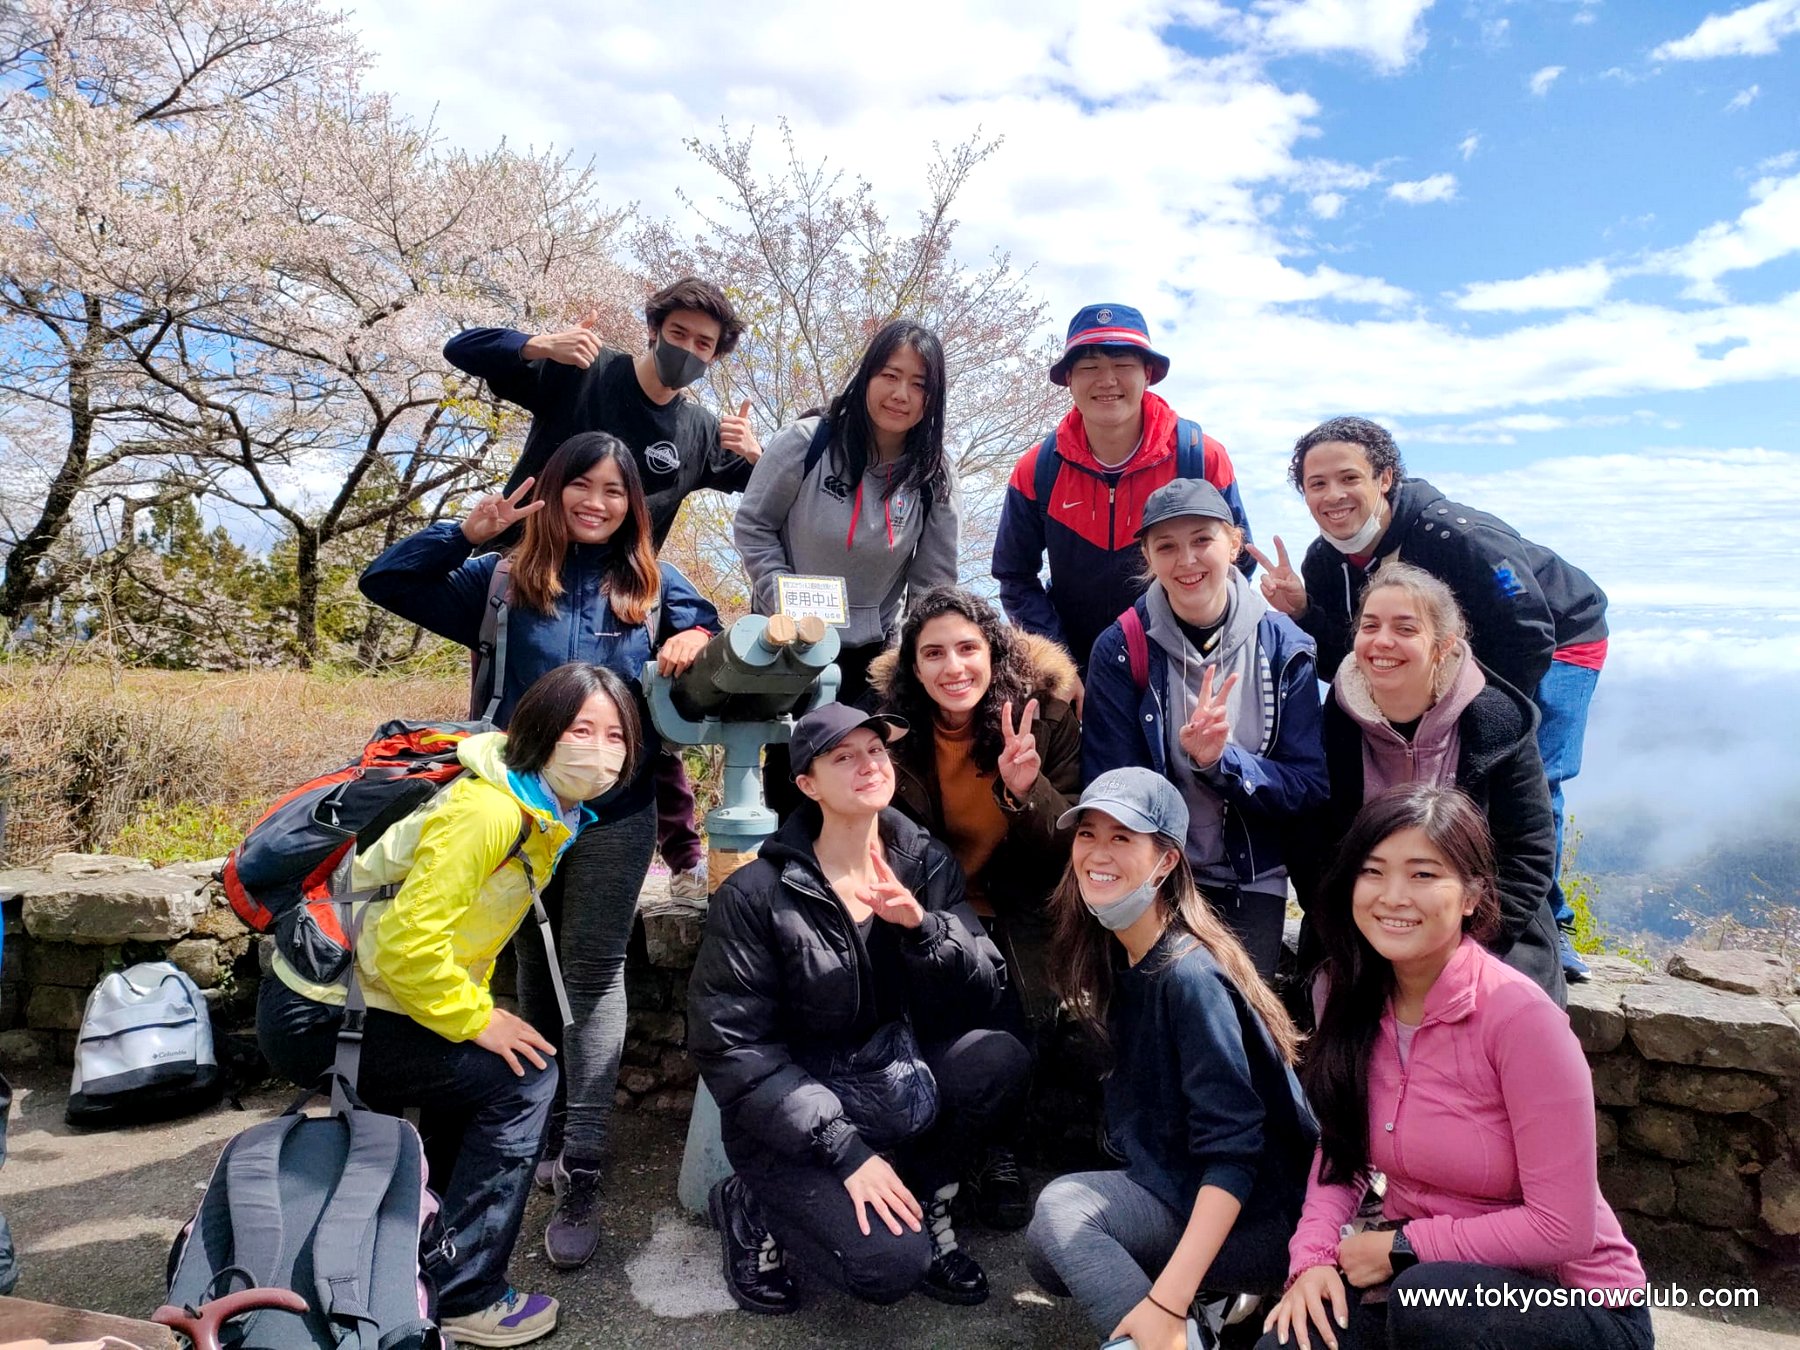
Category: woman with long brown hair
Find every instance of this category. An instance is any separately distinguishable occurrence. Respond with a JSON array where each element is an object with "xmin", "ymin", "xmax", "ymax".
[
  {"xmin": 1025, "ymin": 768, "xmax": 1316, "ymax": 1350},
  {"xmin": 359, "ymin": 430, "xmax": 718, "ymax": 1271}
]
